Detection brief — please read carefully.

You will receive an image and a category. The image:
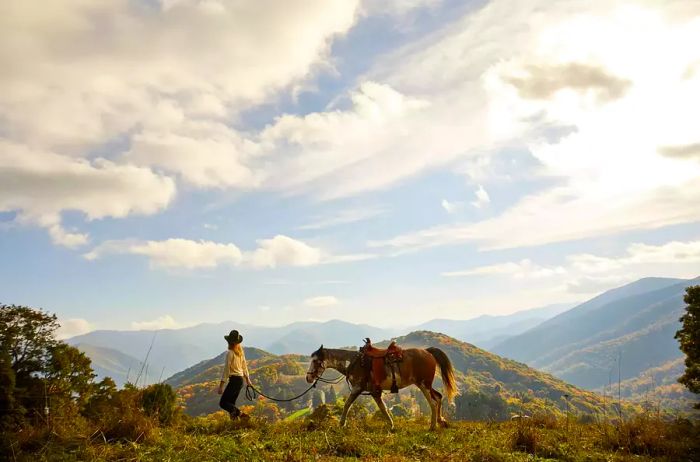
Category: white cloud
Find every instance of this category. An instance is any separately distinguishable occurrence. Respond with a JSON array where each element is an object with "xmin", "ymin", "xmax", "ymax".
[
  {"xmin": 303, "ymin": 296, "xmax": 339, "ymax": 308},
  {"xmin": 124, "ymin": 118, "xmax": 261, "ymax": 189},
  {"xmin": 298, "ymin": 205, "xmax": 386, "ymax": 230},
  {"xmin": 255, "ymin": 82, "xmax": 435, "ymax": 199},
  {"xmin": 0, "ymin": 142, "xmax": 176, "ymax": 246},
  {"xmin": 131, "ymin": 315, "xmax": 180, "ymax": 331},
  {"xmin": 84, "ymin": 234, "xmax": 370, "ymax": 270},
  {"xmin": 442, "ymin": 259, "xmax": 566, "ymax": 279},
  {"xmin": 85, "ymin": 239, "xmax": 242, "ymax": 270},
  {"xmin": 0, "ymin": 0, "xmax": 360, "ymax": 150},
  {"xmin": 131, "ymin": 239, "xmax": 243, "ymax": 270},
  {"xmin": 568, "ymin": 240, "xmax": 700, "ymax": 274},
  {"xmin": 248, "ymin": 235, "xmax": 323, "ymax": 269},
  {"xmin": 368, "ymin": 0, "xmax": 700, "ymax": 252},
  {"xmin": 48, "ymin": 223, "xmax": 90, "ymax": 249},
  {"xmin": 441, "ymin": 199, "xmax": 463, "ymax": 214},
  {"xmin": 362, "ymin": 0, "xmax": 442, "ymax": 17},
  {"xmin": 56, "ymin": 318, "xmax": 92, "ymax": 339},
  {"xmin": 441, "ymin": 239, "xmax": 700, "ymax": 298},
  {"xmin": 0, "ymin": 0, "xmax": 360, "ymax": 240},
  {"xmin": 470, "ymin": 185, "xmax": 491, "ymax": 209}
]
